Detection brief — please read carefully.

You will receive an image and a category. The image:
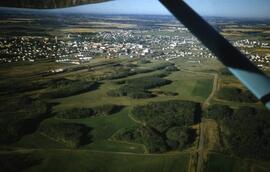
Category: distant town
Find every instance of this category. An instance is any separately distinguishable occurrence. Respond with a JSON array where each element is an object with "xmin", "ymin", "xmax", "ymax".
[{"xmin": 0, "ymin": 14, "xmax": 269, "ymax": 70}]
